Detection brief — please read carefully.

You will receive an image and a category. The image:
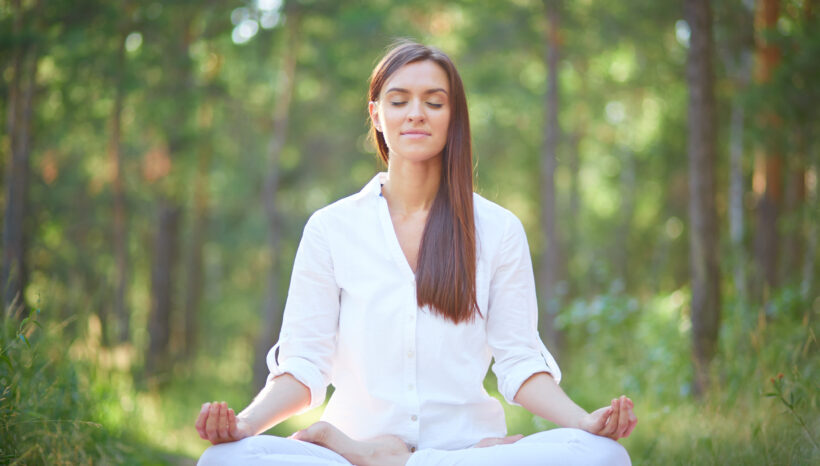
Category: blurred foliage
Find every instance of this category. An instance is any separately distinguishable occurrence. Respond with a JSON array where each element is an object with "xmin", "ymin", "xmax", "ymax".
[
  {"xmin": 0, "ymin": 0, "xmax": 818, "ymax": 464},
  {"xmin": 0, "ymin": 304, "xmax": 184, "ymax": 464}
]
